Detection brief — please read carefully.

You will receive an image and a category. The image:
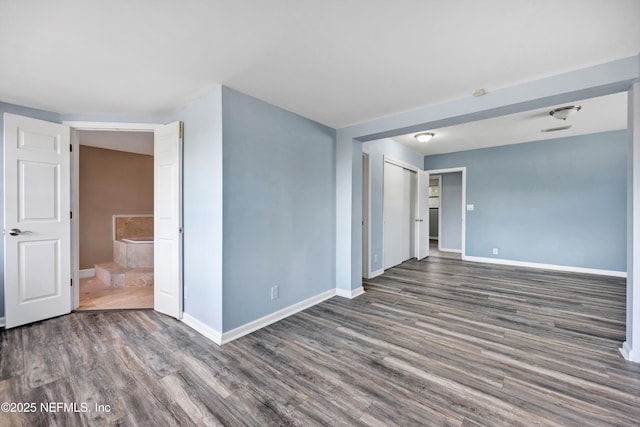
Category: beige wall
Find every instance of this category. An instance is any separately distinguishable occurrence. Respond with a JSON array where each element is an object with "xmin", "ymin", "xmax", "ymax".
[{"xmin": 80, "ymin": 145, "xmax": 154, "ymax": 269}]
